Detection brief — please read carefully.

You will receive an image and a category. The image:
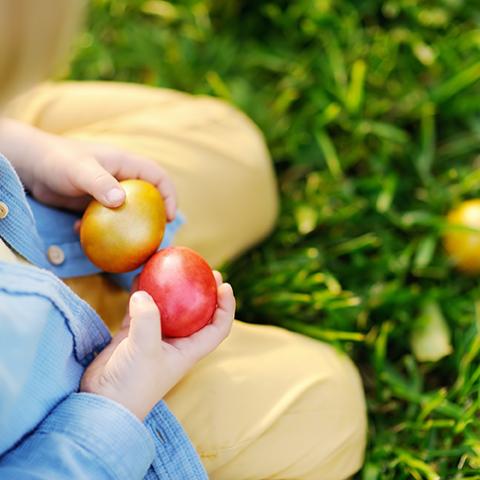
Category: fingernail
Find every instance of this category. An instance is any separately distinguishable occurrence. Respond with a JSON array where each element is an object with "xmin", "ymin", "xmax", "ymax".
[
  {"xmin": 105, "ymin": 188, "xmax": 125, "ymax": 205},
  {"xmin": 131, "ymin": 291, "xmax": 151, "ymax": 304}
]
